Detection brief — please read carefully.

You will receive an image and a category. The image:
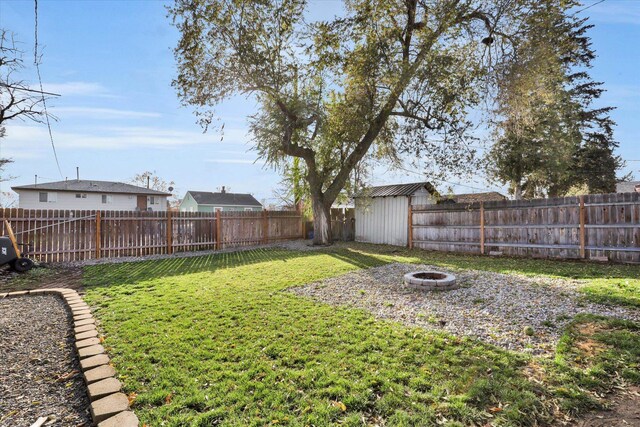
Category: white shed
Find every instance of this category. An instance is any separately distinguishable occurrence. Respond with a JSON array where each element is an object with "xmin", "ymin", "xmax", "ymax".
[{"xmin": 355, "ymin": 182, "xmax": 437, "ymax": 246}]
